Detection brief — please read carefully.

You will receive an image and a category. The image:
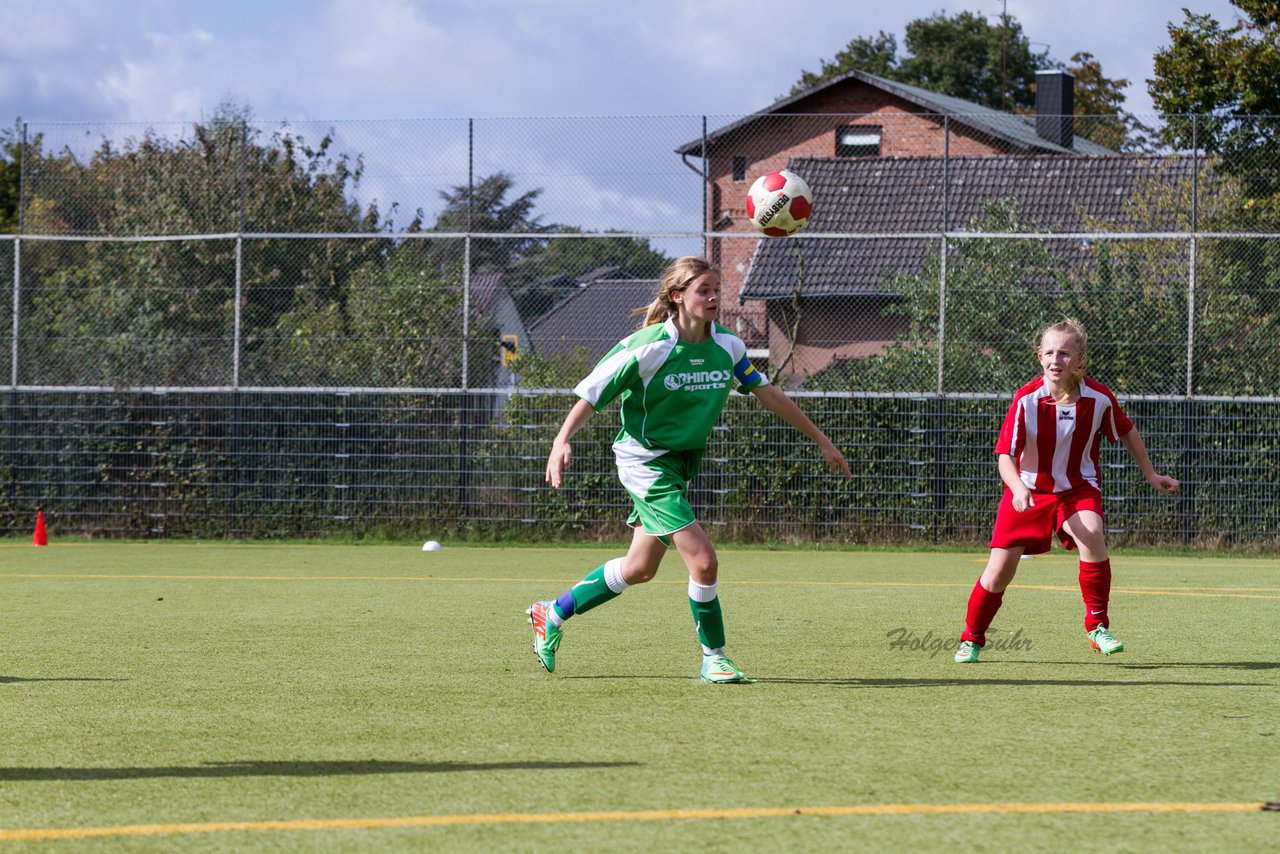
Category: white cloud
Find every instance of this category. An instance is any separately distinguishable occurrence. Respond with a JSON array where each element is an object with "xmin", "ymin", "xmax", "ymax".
[
  {"xmin": 0, "ymin": 0, "xmax": 104, "ymax": 57},
  {"xmin": 0, "ymin": 0, "xmax": 1260, "ymax": 126},
  {"xmin": 95, "ymin": 30, "xmax": 217, "ymax": 121},
  {"xmin": 0, "ymin": 0, "xmax": 185, "ymax": 120}
]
